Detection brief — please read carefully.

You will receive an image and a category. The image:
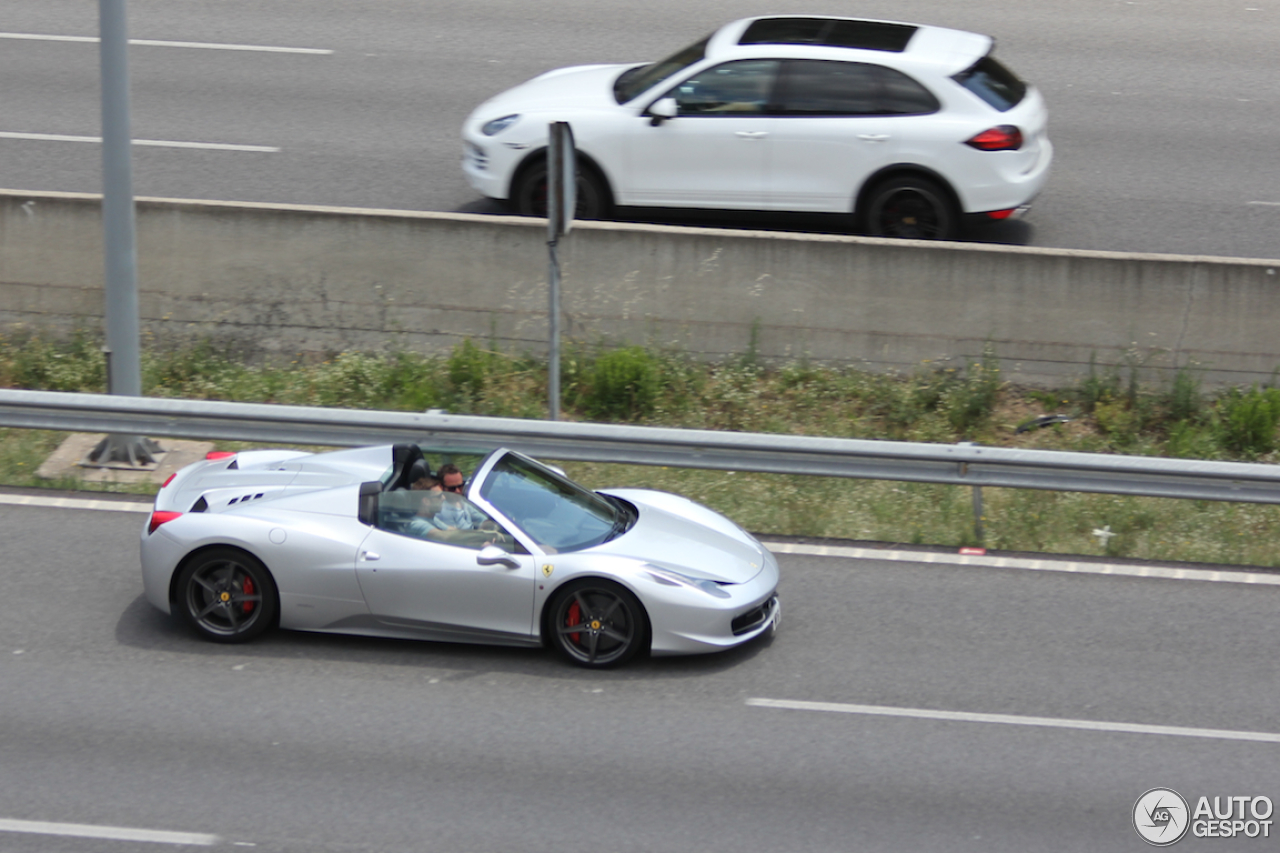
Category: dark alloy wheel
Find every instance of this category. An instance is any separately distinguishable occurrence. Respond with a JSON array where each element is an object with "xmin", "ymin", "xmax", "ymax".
[
  {"xmin": 864, "ymin": 176, "xmax": 957, "ymax": 240},
  {"xmin": 176, "ymin": 548, "xmax": 278, "ymax": 643},
  {"xmin": 512, "ymin": 160, "xmax": 610, "ymax": 220},
  {"xmin": 547, "ymin": 579, "xmax": 649, "ymax": 668}
]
